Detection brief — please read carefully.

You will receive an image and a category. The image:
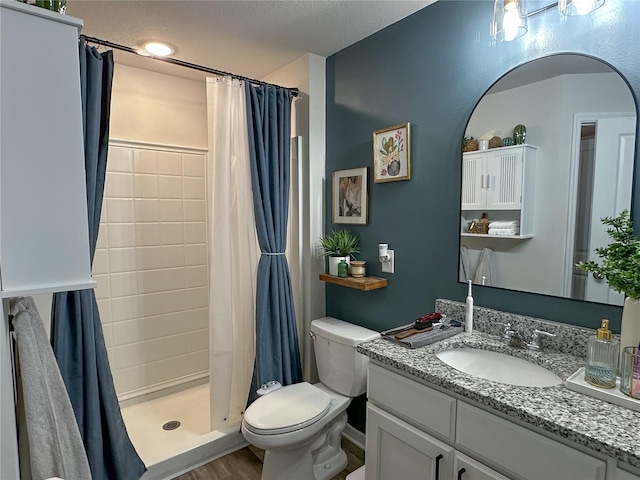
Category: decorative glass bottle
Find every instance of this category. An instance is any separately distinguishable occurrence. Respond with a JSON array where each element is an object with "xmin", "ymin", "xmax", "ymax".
[
  {"xmin": 337, "ymin": 259, "xmax": 349, "ymax": 278},
  {"xmin": 584, "ymin": 319, "xmax": 619, "ymax": 389}
]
